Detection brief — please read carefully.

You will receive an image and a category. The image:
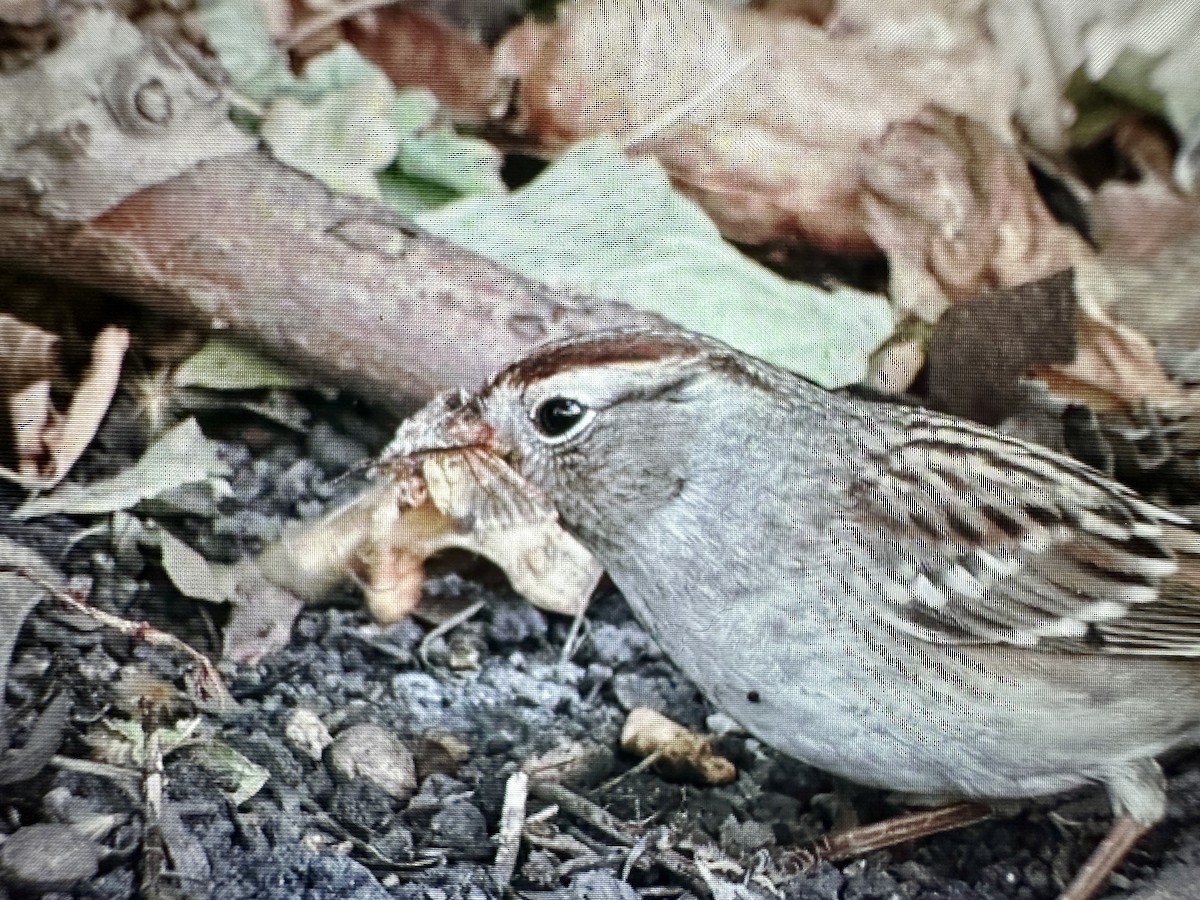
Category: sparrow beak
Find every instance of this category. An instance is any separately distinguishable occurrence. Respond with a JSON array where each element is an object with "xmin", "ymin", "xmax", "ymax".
[{"xmin": 381, "ymin": 389, "xmax": 497, "ymax": 461}]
